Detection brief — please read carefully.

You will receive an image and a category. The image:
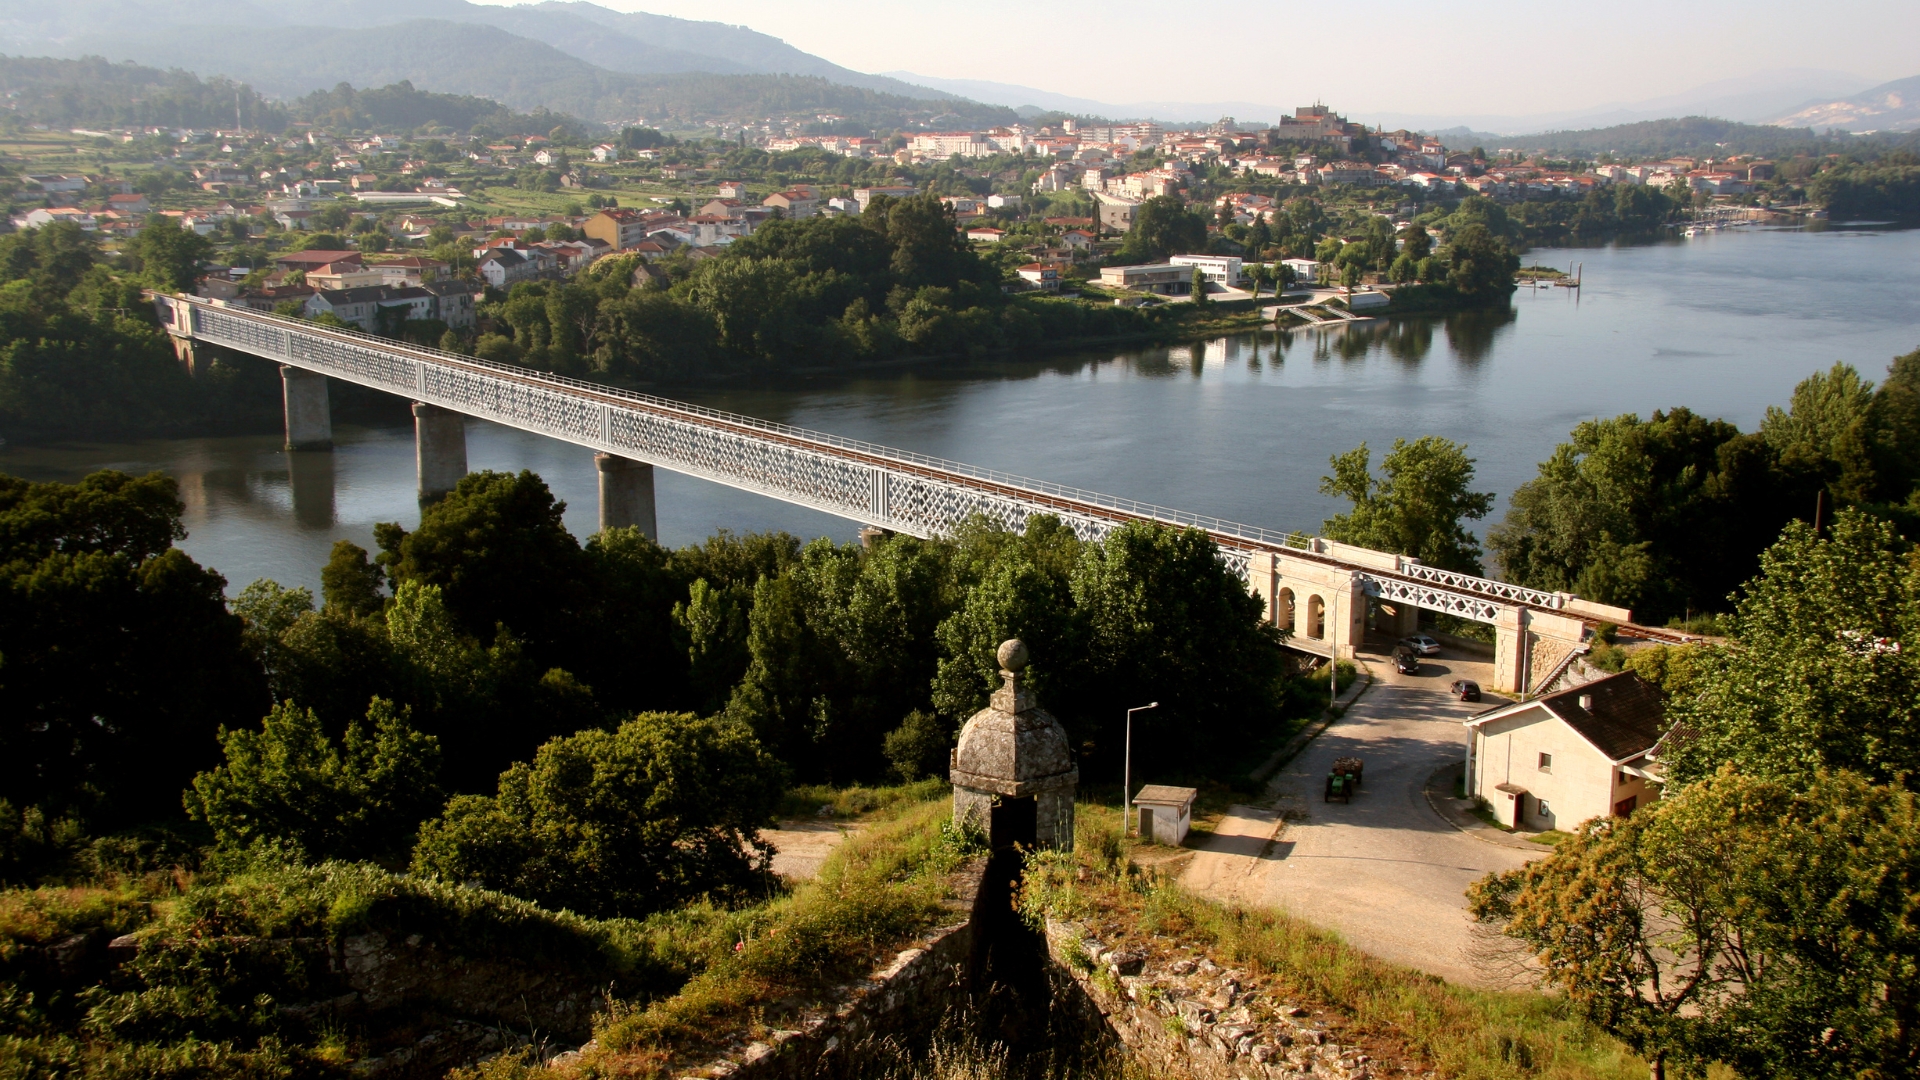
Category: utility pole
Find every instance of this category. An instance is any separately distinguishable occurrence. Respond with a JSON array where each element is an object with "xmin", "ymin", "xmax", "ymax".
[{"xmin": 1124, "ymin": 702, "xmax": 1159, "ymax": 835}]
